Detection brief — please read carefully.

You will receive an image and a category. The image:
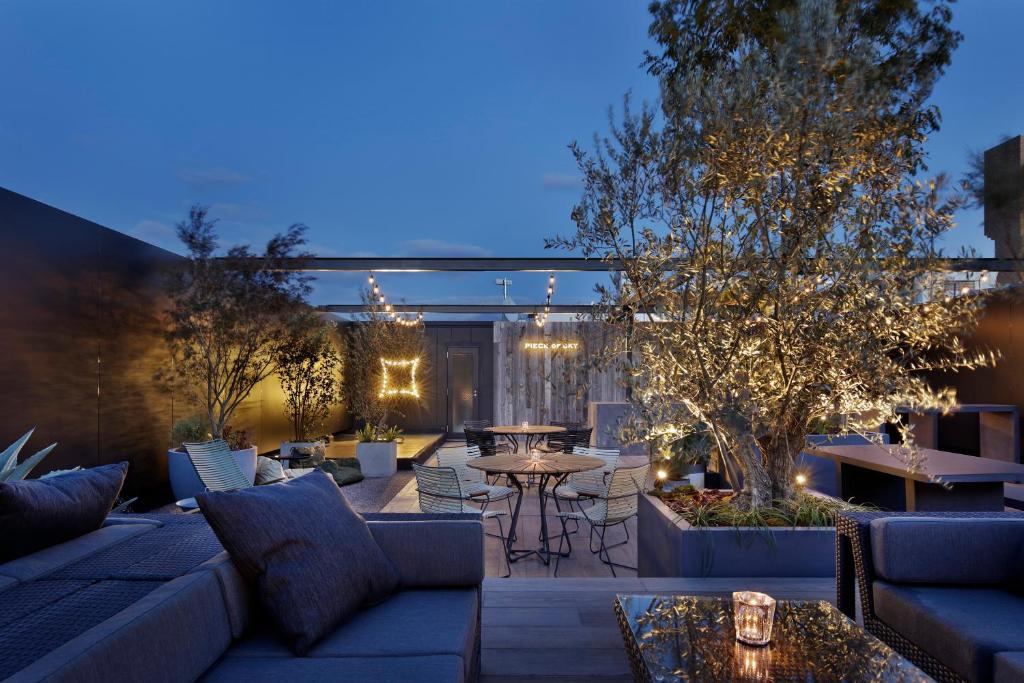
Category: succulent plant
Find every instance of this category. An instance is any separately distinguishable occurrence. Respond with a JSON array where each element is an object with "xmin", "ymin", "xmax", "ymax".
[{"xmin": 0, "ymin": 429, "xmax": 57, "ymax": 483}]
